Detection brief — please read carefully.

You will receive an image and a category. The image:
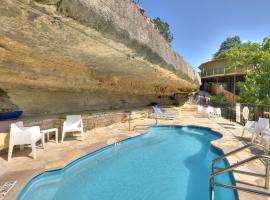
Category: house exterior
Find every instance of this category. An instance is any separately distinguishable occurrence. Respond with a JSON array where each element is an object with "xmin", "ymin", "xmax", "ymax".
[{"xmin": 199, "ymin": 58, "xmax": 247, "ymax": 95}]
